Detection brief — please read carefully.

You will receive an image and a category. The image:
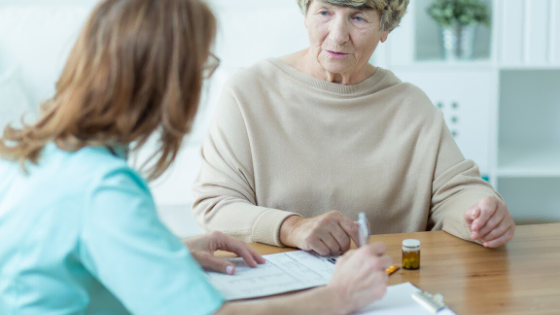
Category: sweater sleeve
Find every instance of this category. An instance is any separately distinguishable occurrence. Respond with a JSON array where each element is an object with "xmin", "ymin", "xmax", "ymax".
[
  {"xmin": 191, "ymin": 82, "xmax": 299, "ymax": 246},
  {"xmin": 429, "ymin": 117, "xmax": 503, "ymax": 242}
]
